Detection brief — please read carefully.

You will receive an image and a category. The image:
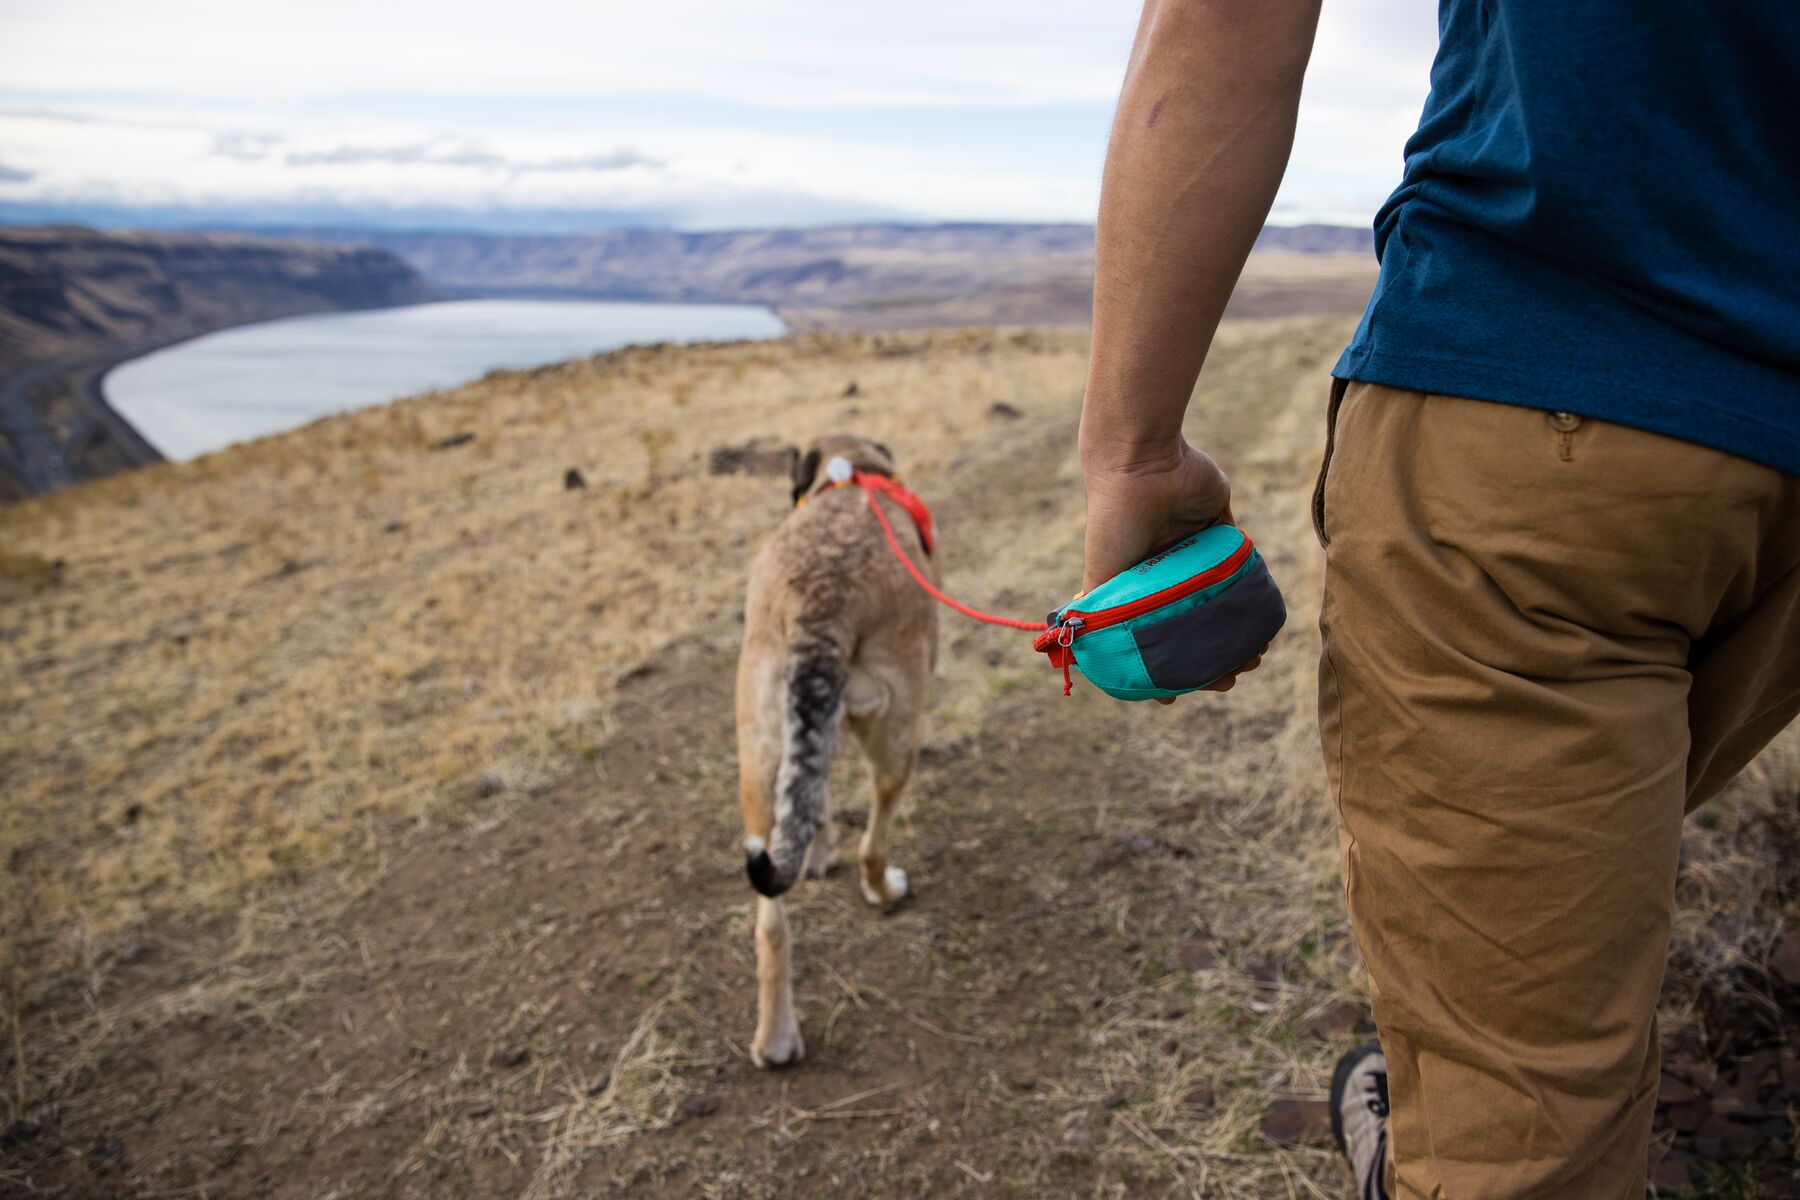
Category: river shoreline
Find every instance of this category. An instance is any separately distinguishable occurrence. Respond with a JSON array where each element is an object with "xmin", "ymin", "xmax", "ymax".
[
  {"xmin": 3, "ymin": 297, "xmax": 788, "ymax": 498},
  {"xmin": 1, "ymin": 299, "xmax": 441, "ymax": 500}
]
